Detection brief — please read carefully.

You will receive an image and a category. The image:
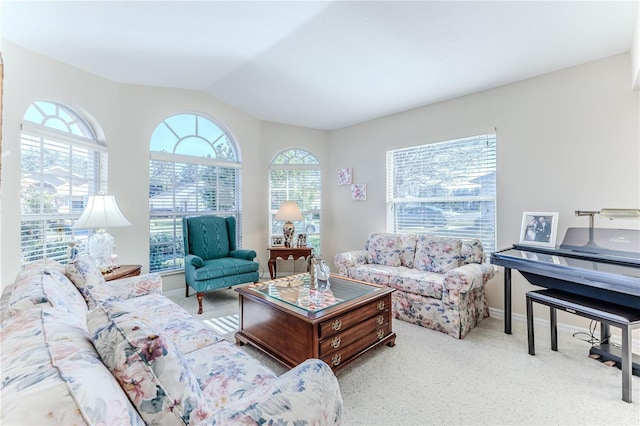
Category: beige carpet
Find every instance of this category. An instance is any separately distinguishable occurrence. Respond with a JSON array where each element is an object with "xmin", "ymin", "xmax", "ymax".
[{"xmin": 168, "ymin": 288, "xmax": 640, "ymax": 425}]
